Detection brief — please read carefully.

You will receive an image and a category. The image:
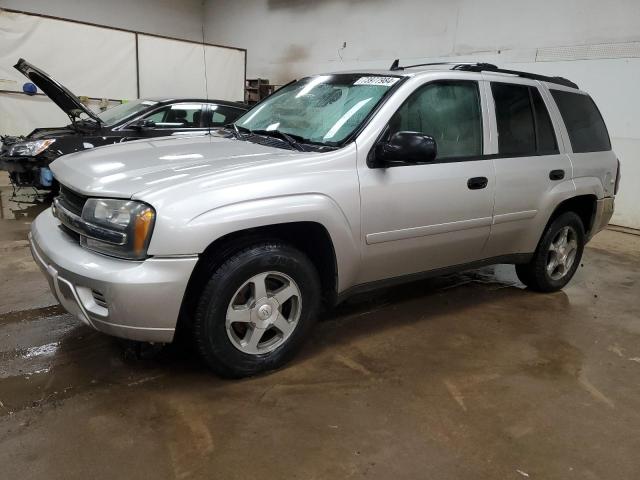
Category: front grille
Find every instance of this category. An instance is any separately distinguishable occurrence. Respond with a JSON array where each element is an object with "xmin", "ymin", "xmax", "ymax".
[
  {"xmin": 58, "ymin": 185, "xmax": 87, "ymax": 216},
  {"xmin": 91, "ymin": 290, "xmax": 108, "ymax": 308},
  {"xmin": 59, "ymin": 223, "xmax": 80, "ymax": 241}
]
